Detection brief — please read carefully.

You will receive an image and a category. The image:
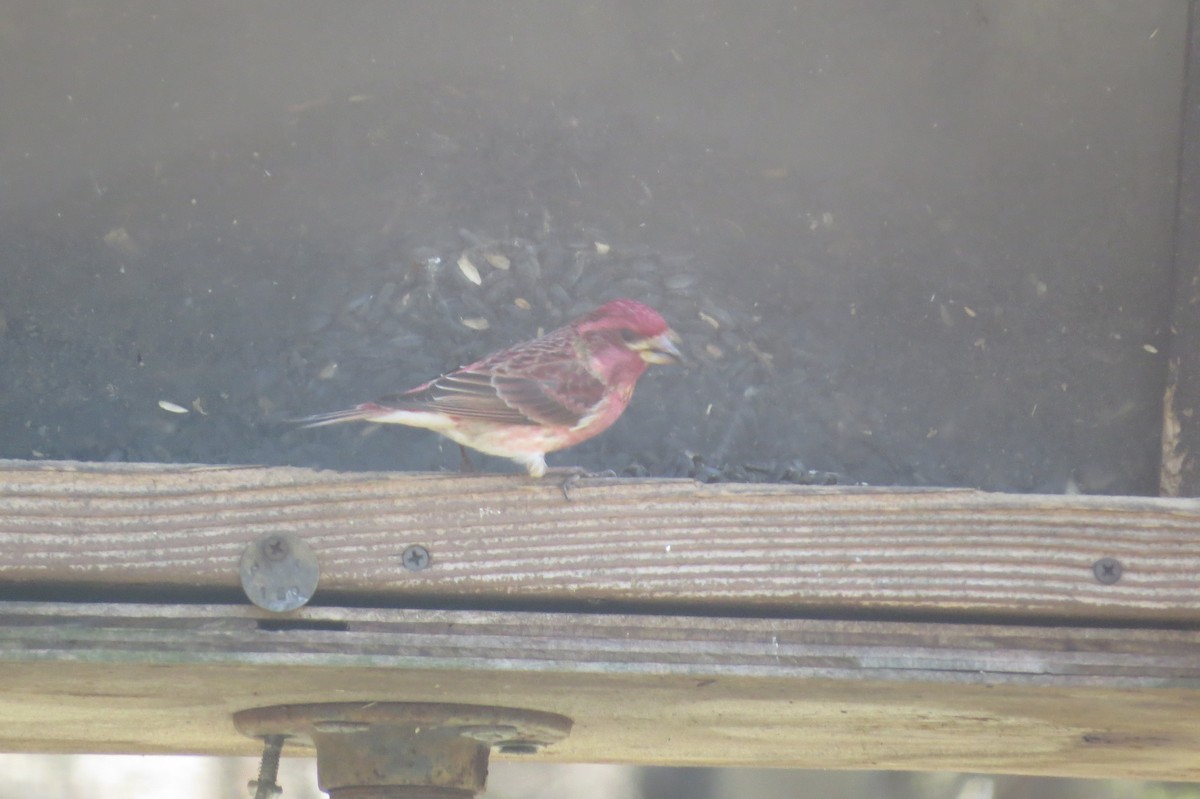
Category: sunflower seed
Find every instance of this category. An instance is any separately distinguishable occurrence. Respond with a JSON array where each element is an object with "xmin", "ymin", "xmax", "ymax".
[
  {"xmin": 660, "ymin": 252, "xmax": 696, "ymax": 267},
  {"xmin": 103, "ymin": 227, "xmax": 140, "ymax": 256},
  {"xmin": 540, "ymin": 241, "xmax": 569, "ymax": 269},
  {"xmin": 559, "ymin": 253, "xmax": 587, "ymax": 288},
  {"xmin": 513, "ymin": 254, "xmax": 541, "ymax": 285},
  {"xmin": 459, "ymin": 293, "xmax": 489, "ymax": 316},
  {"xmin": 629, "ymin": 259, "xmax": 660, "ymax": 278},
  {"xmin": 344, "ymin": 292, "xmax": 374, "ymax": 316},
  {"xmin": 456, "ymin": 255, "xmax": 482, "ymax": 285},
  {"xmin": 484, "ymin": 275, "xmax": 515, "ymax": 306},
  {"xmin": 548, "ymin": 285, "xmax": 573, "ymax": 310},
  {"xmin": 531, "ymin": 284, "xmax": 552, "ymax": 308},
  {"xmin": 664, "ymin": 273, "xmax": 698, "ymax": 292},
  {"xmin": 158, "ymin": 400, "xmax": 189, "ymax": 414},
  {"xmin": 483, "ymin": 251, "xmax": 511, "ymax": 270},
  {"xmin": 611, "ymin": 277, "xmax": 655, "ymax": 297},
  {"xmin": 573, "ymin": 268, "xmax": 610, "ymax": 299},
  {"xmin": 746, "ymin": 341, "xmax": 775, "ymax": 369},
  {"xmin": 391, "ymin": 290, "xmax": 416, "ymax": 316},
  {"xmin": 458, "ymin": 228, "xmax": 487, "ymax": 247},
  {"xmin": 698, "ymin": 303, "xmax": 737, "ymax": 329},
  {"xmin": 367, "ymin": 283, "xmax": 399, "ymax": 324},
  {"xmin": 461, "ymin": 317, "xmax": 490, "ymax": 330},
  {"xmin": 388, "ymin": 333, "xmax": 425, "ymax": 350}
]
